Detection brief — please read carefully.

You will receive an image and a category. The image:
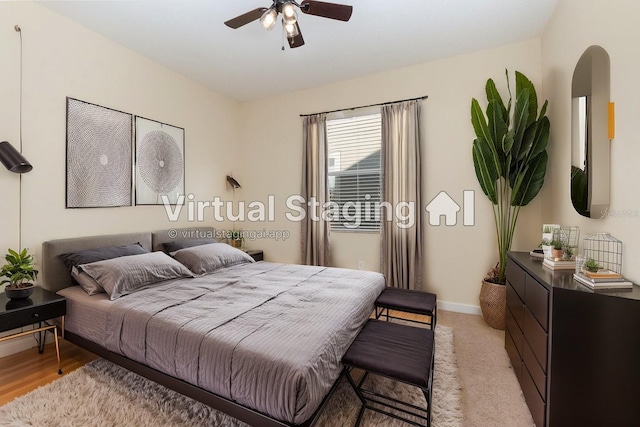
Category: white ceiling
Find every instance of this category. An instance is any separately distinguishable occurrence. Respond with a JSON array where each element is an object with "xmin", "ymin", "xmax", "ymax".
[{"xmin": 39, "ymin": 0, "xmax": 558, "ymax": 101}]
